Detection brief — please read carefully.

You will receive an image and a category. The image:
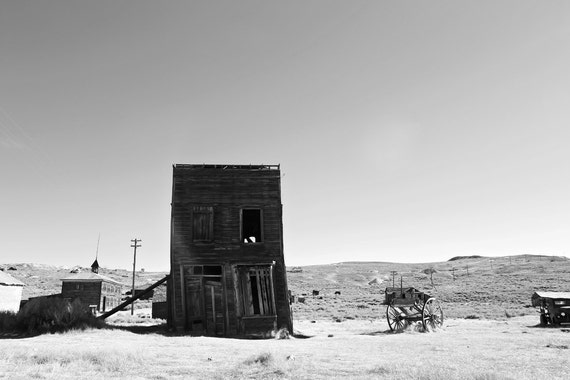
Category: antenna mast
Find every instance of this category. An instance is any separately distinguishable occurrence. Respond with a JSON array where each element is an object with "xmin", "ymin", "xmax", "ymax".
[{"xmin": 95, "ymin": 233, "xmax": 101, "ymax": 260}]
